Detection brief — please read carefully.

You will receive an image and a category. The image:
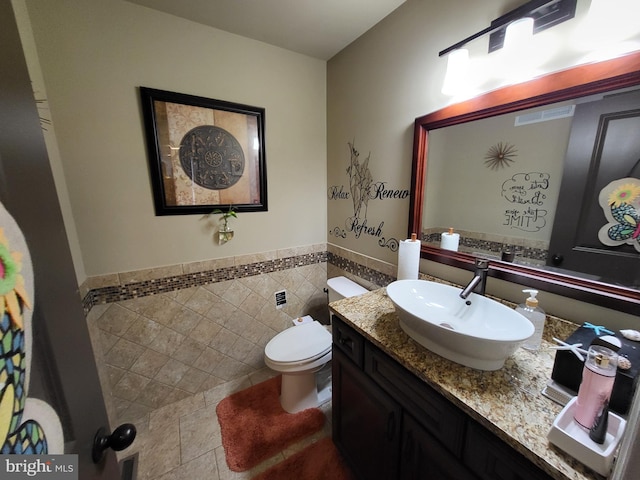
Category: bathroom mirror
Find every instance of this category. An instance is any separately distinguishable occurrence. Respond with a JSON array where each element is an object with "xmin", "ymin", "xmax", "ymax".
[{"xmin": 409, "ymin": 51, "xmax": 640, "ymax": 315}]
